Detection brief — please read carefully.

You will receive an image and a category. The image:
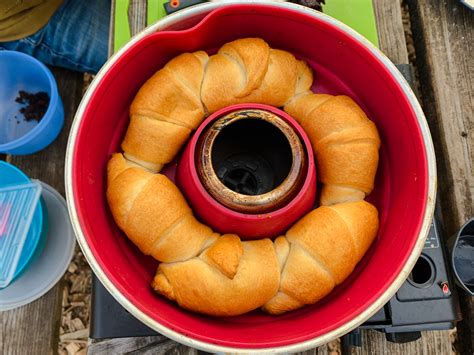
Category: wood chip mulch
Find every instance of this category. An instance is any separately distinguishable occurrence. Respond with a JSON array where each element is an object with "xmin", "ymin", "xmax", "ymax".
[
  {"xmin": 57, "ymin": 73, "xmax": 95, "ymax": 355},
  {"xmin": 58, "ymin": 247, "xmax": 91, "ymax": 355}
]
